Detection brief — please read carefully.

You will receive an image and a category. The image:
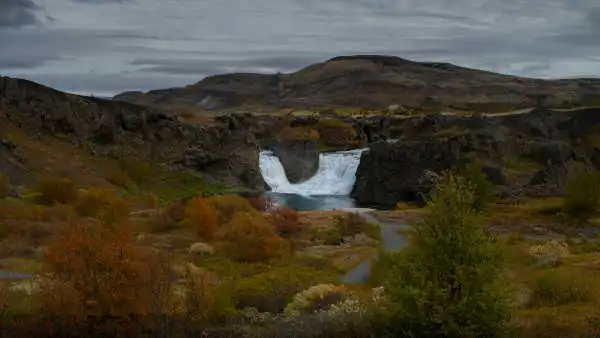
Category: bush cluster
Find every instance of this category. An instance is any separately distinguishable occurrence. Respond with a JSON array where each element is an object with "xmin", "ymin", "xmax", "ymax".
[{"xmin": 563, "ymin": 163, "xmax": 600, "ymax": 224}]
